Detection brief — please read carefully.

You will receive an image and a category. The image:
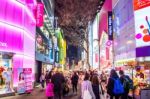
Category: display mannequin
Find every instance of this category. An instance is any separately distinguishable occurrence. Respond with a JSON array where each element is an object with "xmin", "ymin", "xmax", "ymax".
[{"xmin": 0, "ymin": 66, "xmax": 5, "ymax": 88}]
